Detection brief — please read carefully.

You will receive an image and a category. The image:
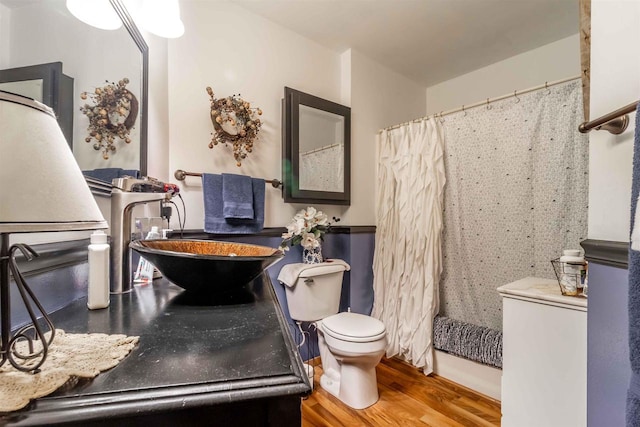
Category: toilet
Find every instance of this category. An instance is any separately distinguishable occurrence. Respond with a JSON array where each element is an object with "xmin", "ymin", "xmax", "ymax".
[{"xmin": 278, "ymin": 260, "xmax": 387, "ymax": 409}]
